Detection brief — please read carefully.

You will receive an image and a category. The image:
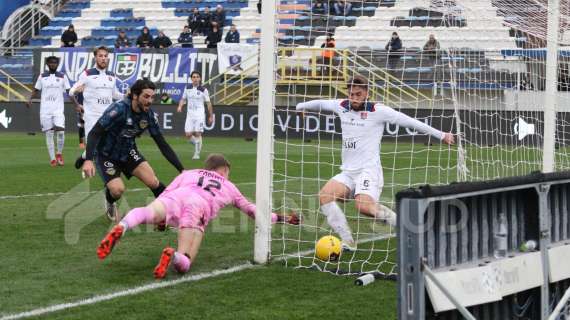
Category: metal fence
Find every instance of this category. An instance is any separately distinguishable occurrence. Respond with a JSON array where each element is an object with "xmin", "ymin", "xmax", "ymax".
[{"xmin": 397, "ymin": 171, "xmax": 570, "ymax": 320}]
